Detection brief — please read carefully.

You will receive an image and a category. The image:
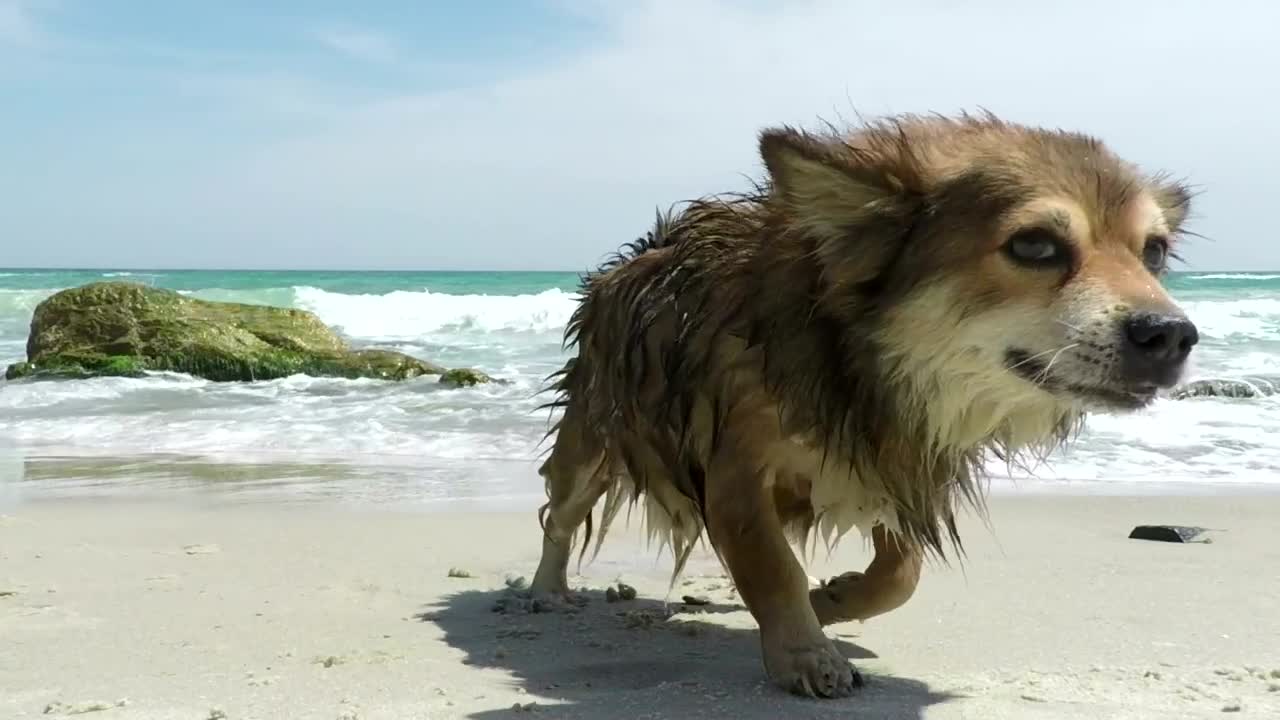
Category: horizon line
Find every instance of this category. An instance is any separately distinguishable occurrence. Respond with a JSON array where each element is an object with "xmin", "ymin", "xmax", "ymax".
[
  {"xmin": 0, "ymin": 267, "xmax": 588, "ymax": 274},
  {"xmin": 0, "ymin": 266, "xmax": 1267, "ymax": 275}
]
